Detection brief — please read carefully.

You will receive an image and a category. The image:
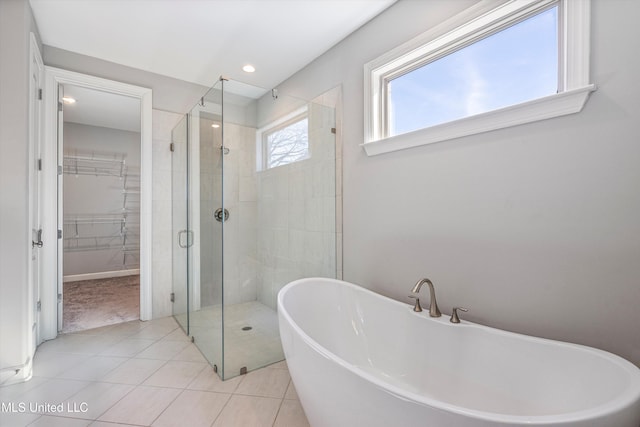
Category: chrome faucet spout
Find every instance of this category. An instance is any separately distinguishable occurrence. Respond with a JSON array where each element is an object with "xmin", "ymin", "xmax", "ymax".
[{"xmin": 411, "ymin": 278, "xmax": 441, "ymax": 317}]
